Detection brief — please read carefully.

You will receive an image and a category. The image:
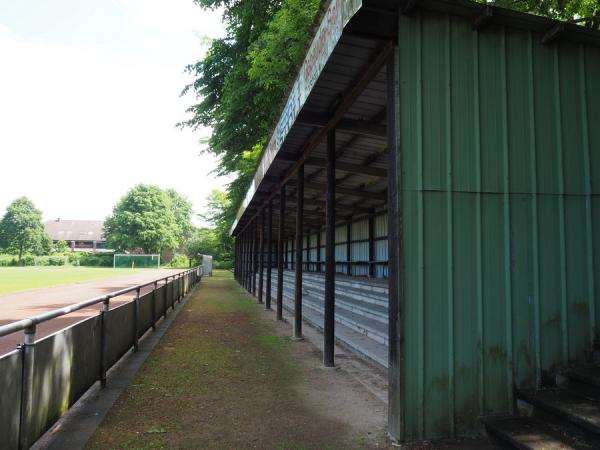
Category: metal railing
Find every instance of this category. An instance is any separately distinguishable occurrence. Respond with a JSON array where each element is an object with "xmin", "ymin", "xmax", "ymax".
[{"xmin": 0, "ymin": 266, "xmax": 203, "ymax": 450}]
